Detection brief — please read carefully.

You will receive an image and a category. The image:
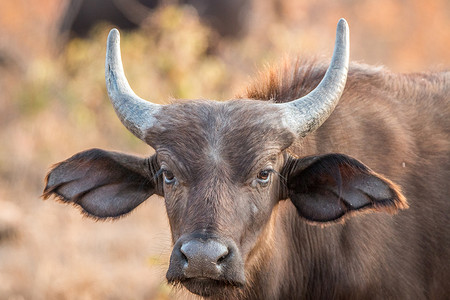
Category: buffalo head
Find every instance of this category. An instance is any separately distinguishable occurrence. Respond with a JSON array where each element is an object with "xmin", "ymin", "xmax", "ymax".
[{"xmin": 43, "ymin": 19, "xmax": 406, "ymax": 297}]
